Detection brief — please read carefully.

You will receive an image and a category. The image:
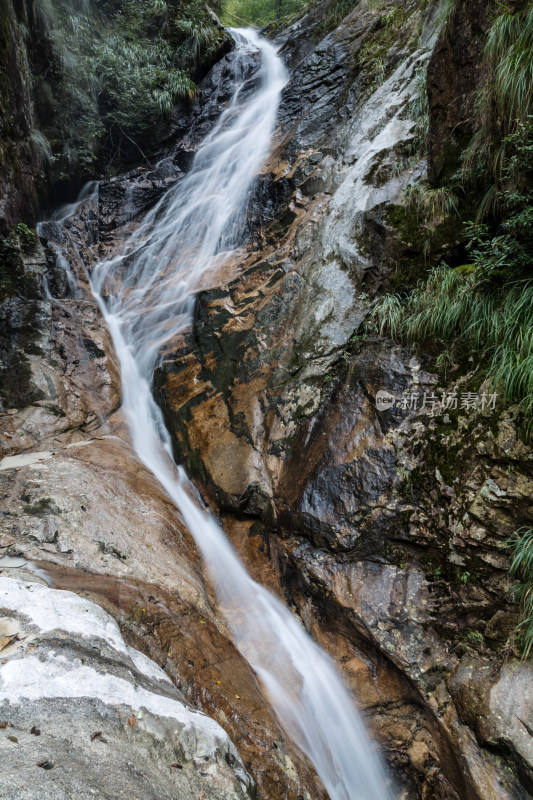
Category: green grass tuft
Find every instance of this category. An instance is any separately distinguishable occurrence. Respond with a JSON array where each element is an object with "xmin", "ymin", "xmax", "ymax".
[
  {"xmin": 409, "ymin": 67, "xmax": 430, "ymax": 155},
  {"xmin": 504, "ymin": 528, "xmax": 533, "ymax": 659},
  {"xmin": 405, "ymin": 183, "xmax": 460, "ymax": 221},
  {"xmin": 368, "ymin": 266, "xmax": 533, "ymax": 423},
  {"xmin": 465, "ymin": 4, "xmax": 533, "ymax": 180}
]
